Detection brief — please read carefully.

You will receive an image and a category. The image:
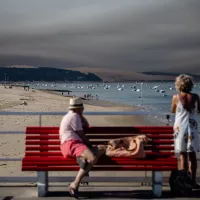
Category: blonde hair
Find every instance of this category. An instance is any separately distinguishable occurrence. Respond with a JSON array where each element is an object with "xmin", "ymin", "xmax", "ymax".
[{"xmin": 175, "ymin": 74, "xmax": 194, "ymax": 93}]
